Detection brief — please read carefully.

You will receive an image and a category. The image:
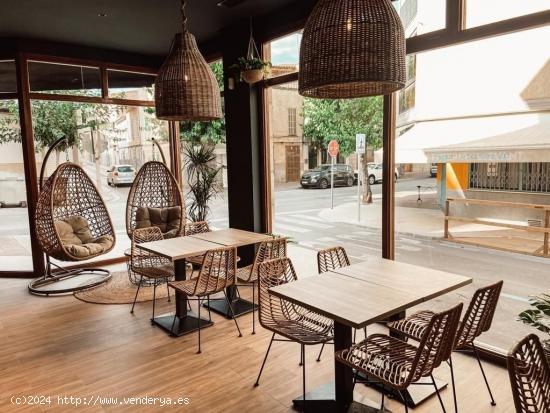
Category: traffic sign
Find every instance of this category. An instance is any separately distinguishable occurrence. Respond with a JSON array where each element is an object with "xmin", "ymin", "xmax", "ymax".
[
  {"xmin": 356, "ymin": 134, "xmax": 366, "ymax": 154},
  {"xmin": 328, "ymin": 140, "xmax": 339, "ymax": 158}
]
